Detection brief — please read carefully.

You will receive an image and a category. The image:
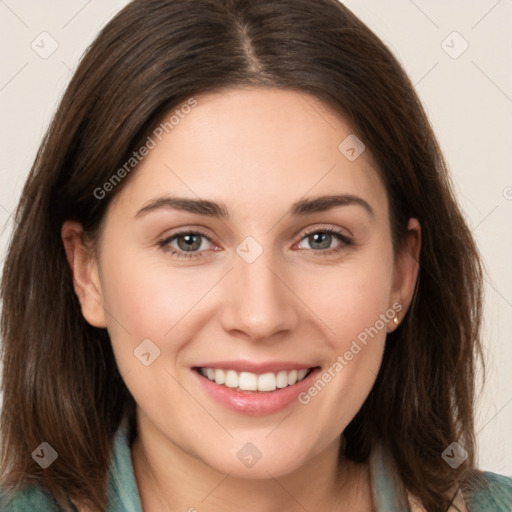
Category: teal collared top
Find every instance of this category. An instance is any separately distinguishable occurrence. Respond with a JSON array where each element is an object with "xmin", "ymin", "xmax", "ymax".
[{"xmin": 1, "ymin": 416, "xmax": 512, "ymax": 511}]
